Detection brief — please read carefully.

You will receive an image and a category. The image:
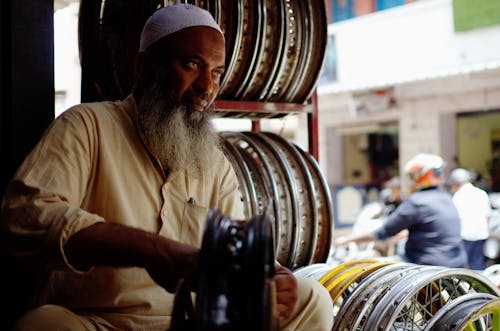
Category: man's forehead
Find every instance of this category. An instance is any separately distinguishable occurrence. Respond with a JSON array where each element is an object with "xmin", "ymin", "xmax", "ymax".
[{"xmin": 150, "ymin": 26, "xmax": 225, "ymax": 59}]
